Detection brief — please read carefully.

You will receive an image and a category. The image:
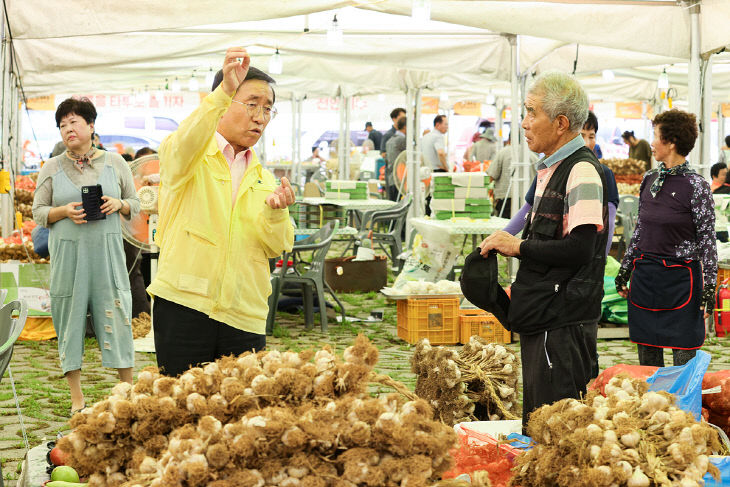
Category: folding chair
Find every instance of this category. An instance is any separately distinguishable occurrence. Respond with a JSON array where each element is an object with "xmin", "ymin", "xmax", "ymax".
[
  {"xmin": 0, "ymin": 300, "xmax": 29, "ymax": 487},
  {"xmin": 616, "ymin": 195, "xmax": 639, "ymax": 257},
  {"xmin": 275, "ymin": 221, "xmax": 345, "ymax": 332},
  {"xmin": 351, "ymin": 194, "xmax": 413, "ymax": 271}
]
